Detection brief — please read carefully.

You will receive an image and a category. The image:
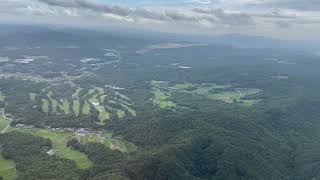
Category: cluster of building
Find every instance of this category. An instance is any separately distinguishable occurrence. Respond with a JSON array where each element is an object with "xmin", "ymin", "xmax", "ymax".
[
  {"xmin": 41, "ymin": 126, "xmax": 102, "ymax": 137},
  {"xmin": 149, "ymin": 97, "xmax": 161, "ymax": 106}
]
